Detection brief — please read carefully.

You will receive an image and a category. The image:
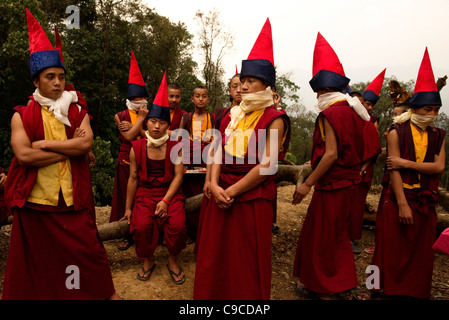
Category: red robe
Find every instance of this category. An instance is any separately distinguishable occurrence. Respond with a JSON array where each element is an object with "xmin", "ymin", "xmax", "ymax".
[
  {"xmin": 2, "ymin": 98, "xmax": 115, "ymax": 300},
  {"xmin": 371, "ymin": 121, "xmax": 445, "ymax": 298},
  {"xmin": 180, "ymin": 112, "xmax": 215, "ymax": 241},
  {"xmin": 293, "ymin": 101, "xmax": 381, "ymax": 294},
  {"xmin": 130, "ymin": 138, "xmax": 186, "ymax": 259},
  {"xmin": 193, "ymin": 105, "xmax": 290, "ymax": 300},
  {"xmin": 110, "ymin": 109, "xmax": 141, "ymax": 222},
  {"xmin": 169, "ymin": 105, "xmax": 186, "ymax": 131}
]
